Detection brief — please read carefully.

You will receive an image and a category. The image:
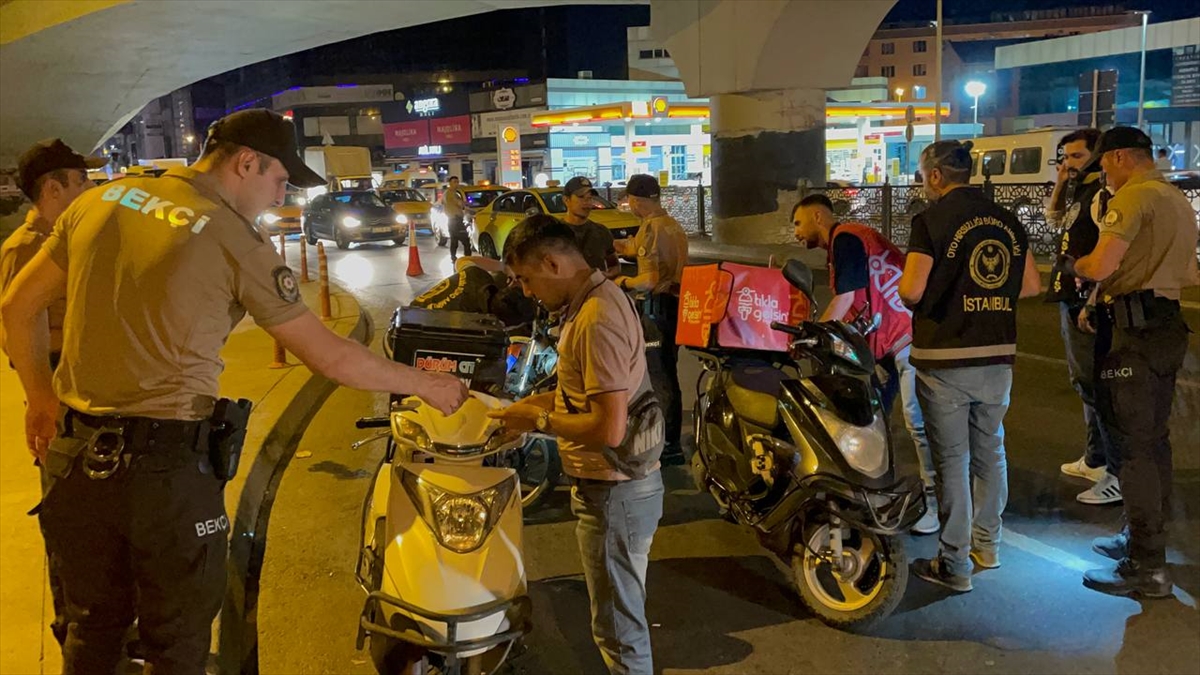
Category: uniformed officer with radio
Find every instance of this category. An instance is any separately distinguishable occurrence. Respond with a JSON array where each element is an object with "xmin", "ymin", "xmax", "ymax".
[
  {"xmin": 1, "ymin": 109, "xmax": 467, "ymax": 673},
  {"xmin": 1063, "ymin": 127, "xmax": 1198, "ymax": 598}
]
